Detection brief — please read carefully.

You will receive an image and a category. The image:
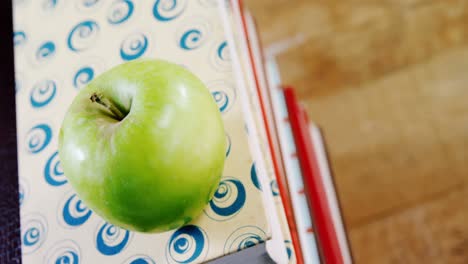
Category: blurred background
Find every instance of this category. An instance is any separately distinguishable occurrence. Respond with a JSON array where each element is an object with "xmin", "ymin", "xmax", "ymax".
[{"xmin": 244, "ymin": 0, "xmax": 468, "ymax": 263}]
